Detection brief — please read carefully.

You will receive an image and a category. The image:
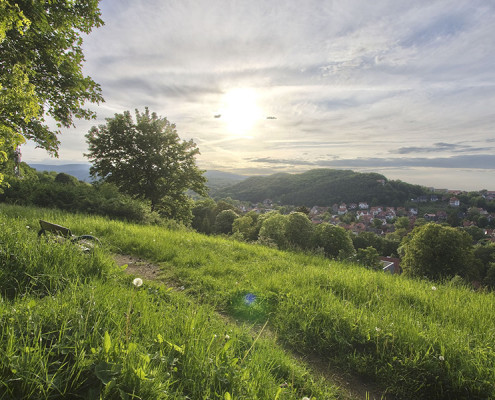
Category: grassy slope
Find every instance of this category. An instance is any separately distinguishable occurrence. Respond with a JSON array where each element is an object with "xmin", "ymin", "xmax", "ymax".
[
  {"xmin": 1, "ymin": 204, "xmax": 495, "ymax": 399},
  {"xmin": 0, "ymin": 205, "xmax": 338, "ymax": 399}
]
